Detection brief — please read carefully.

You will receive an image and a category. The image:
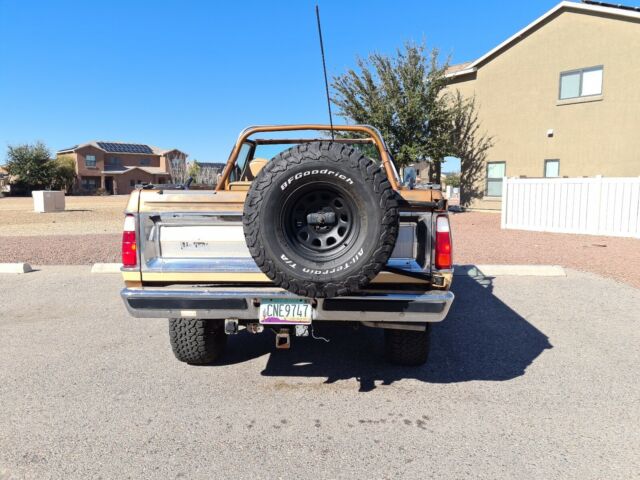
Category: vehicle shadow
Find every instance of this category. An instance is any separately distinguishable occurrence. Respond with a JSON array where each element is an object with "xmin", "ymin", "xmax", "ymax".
[{"xmin": 218, "ymin": 272, "xmax": 553, "ymax": 391}]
